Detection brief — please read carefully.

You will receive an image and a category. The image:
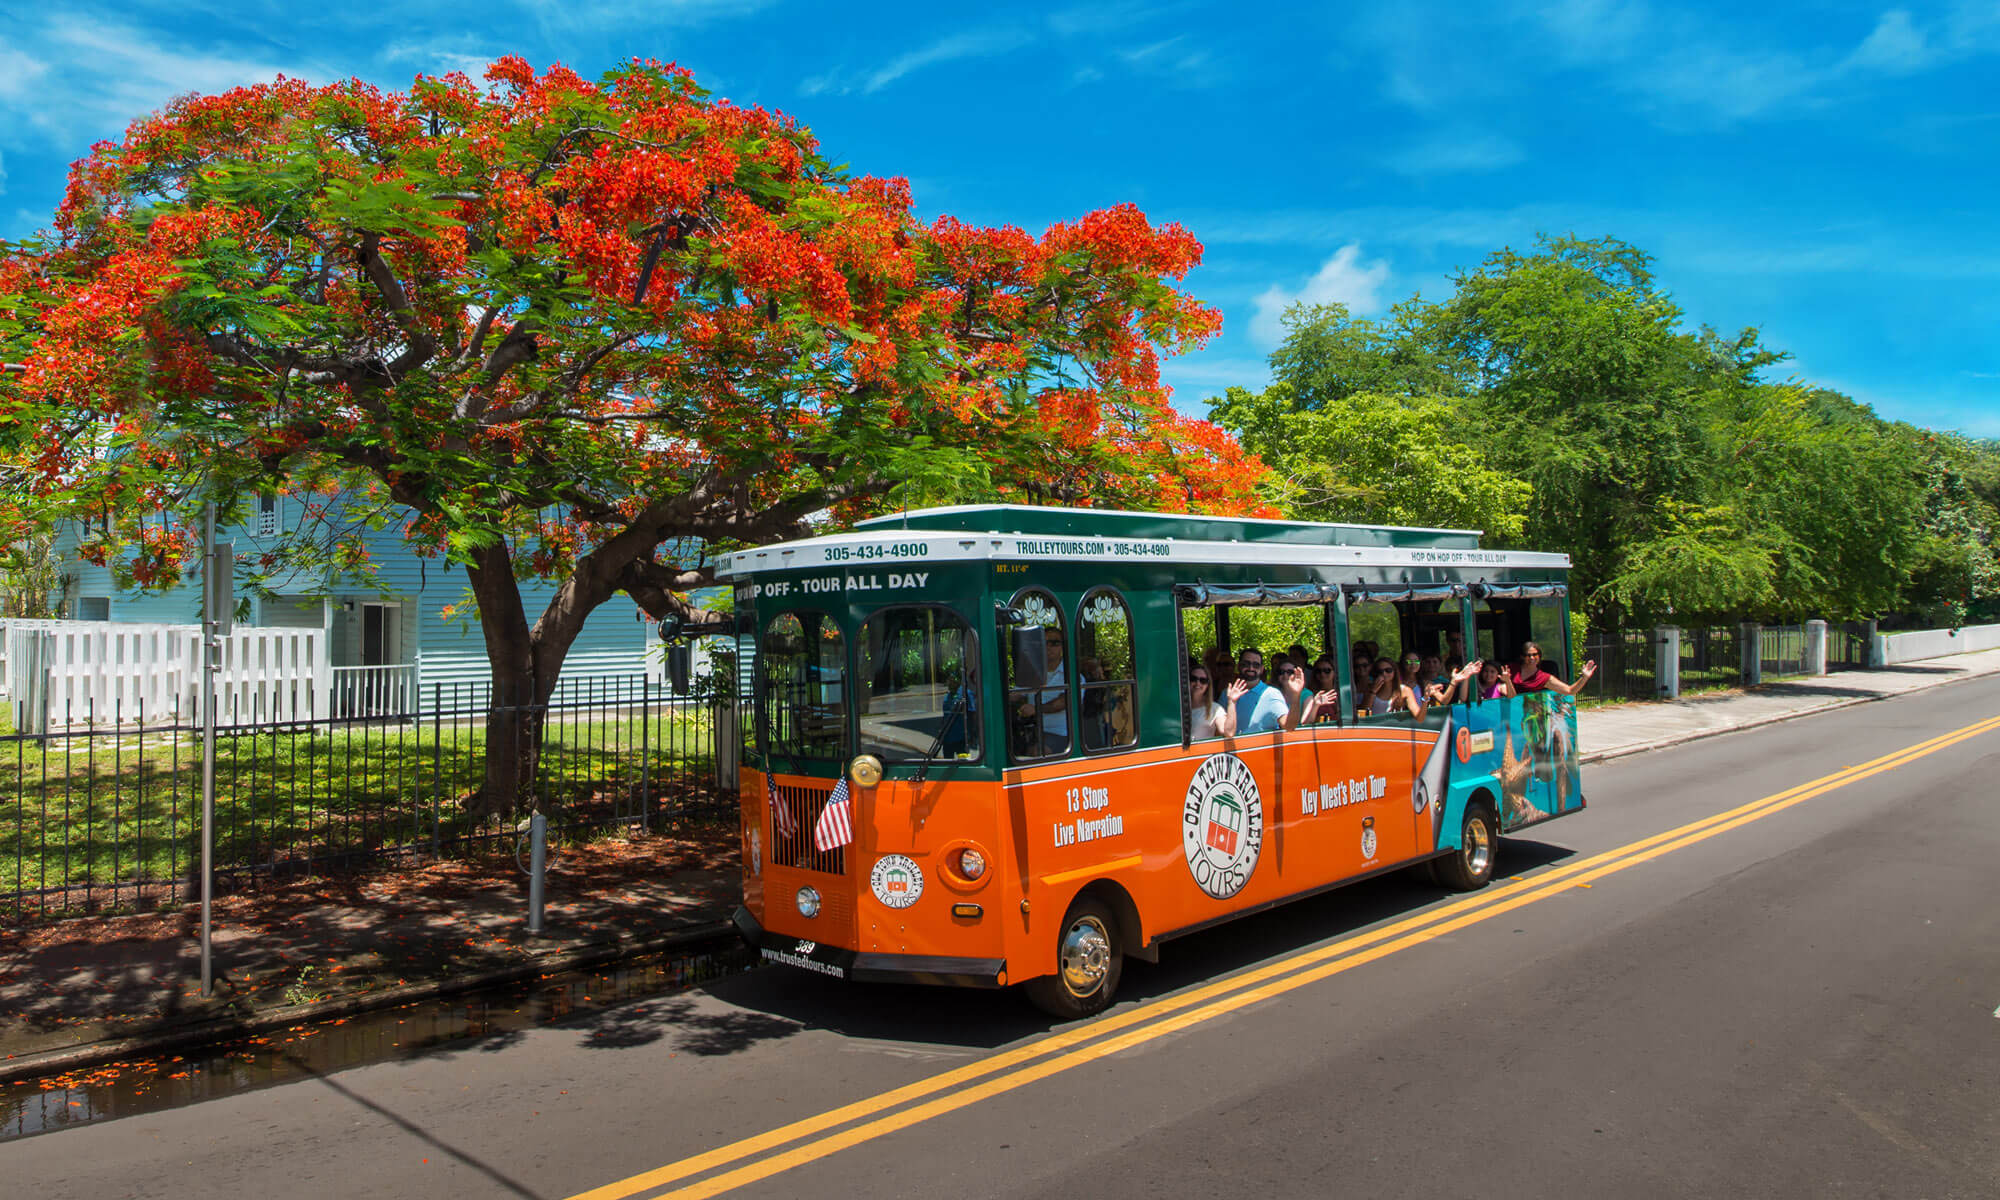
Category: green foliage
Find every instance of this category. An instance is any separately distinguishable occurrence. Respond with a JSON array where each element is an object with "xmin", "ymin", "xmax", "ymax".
[
  {"xmin": 1207, "ymin": 233, "xmax": 2000, "ymax": 625},
  {"xmin": 1217, "ymin": 384, "xmax": 1532, "ymax": 540}
]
